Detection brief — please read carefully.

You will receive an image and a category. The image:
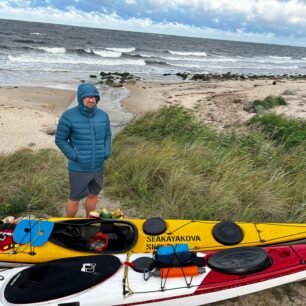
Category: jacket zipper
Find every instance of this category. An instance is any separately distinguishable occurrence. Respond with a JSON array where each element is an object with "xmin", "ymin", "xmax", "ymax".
[{"xmin": 89, "ymin": 116, "xmax": 94, "ymax": 170}]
